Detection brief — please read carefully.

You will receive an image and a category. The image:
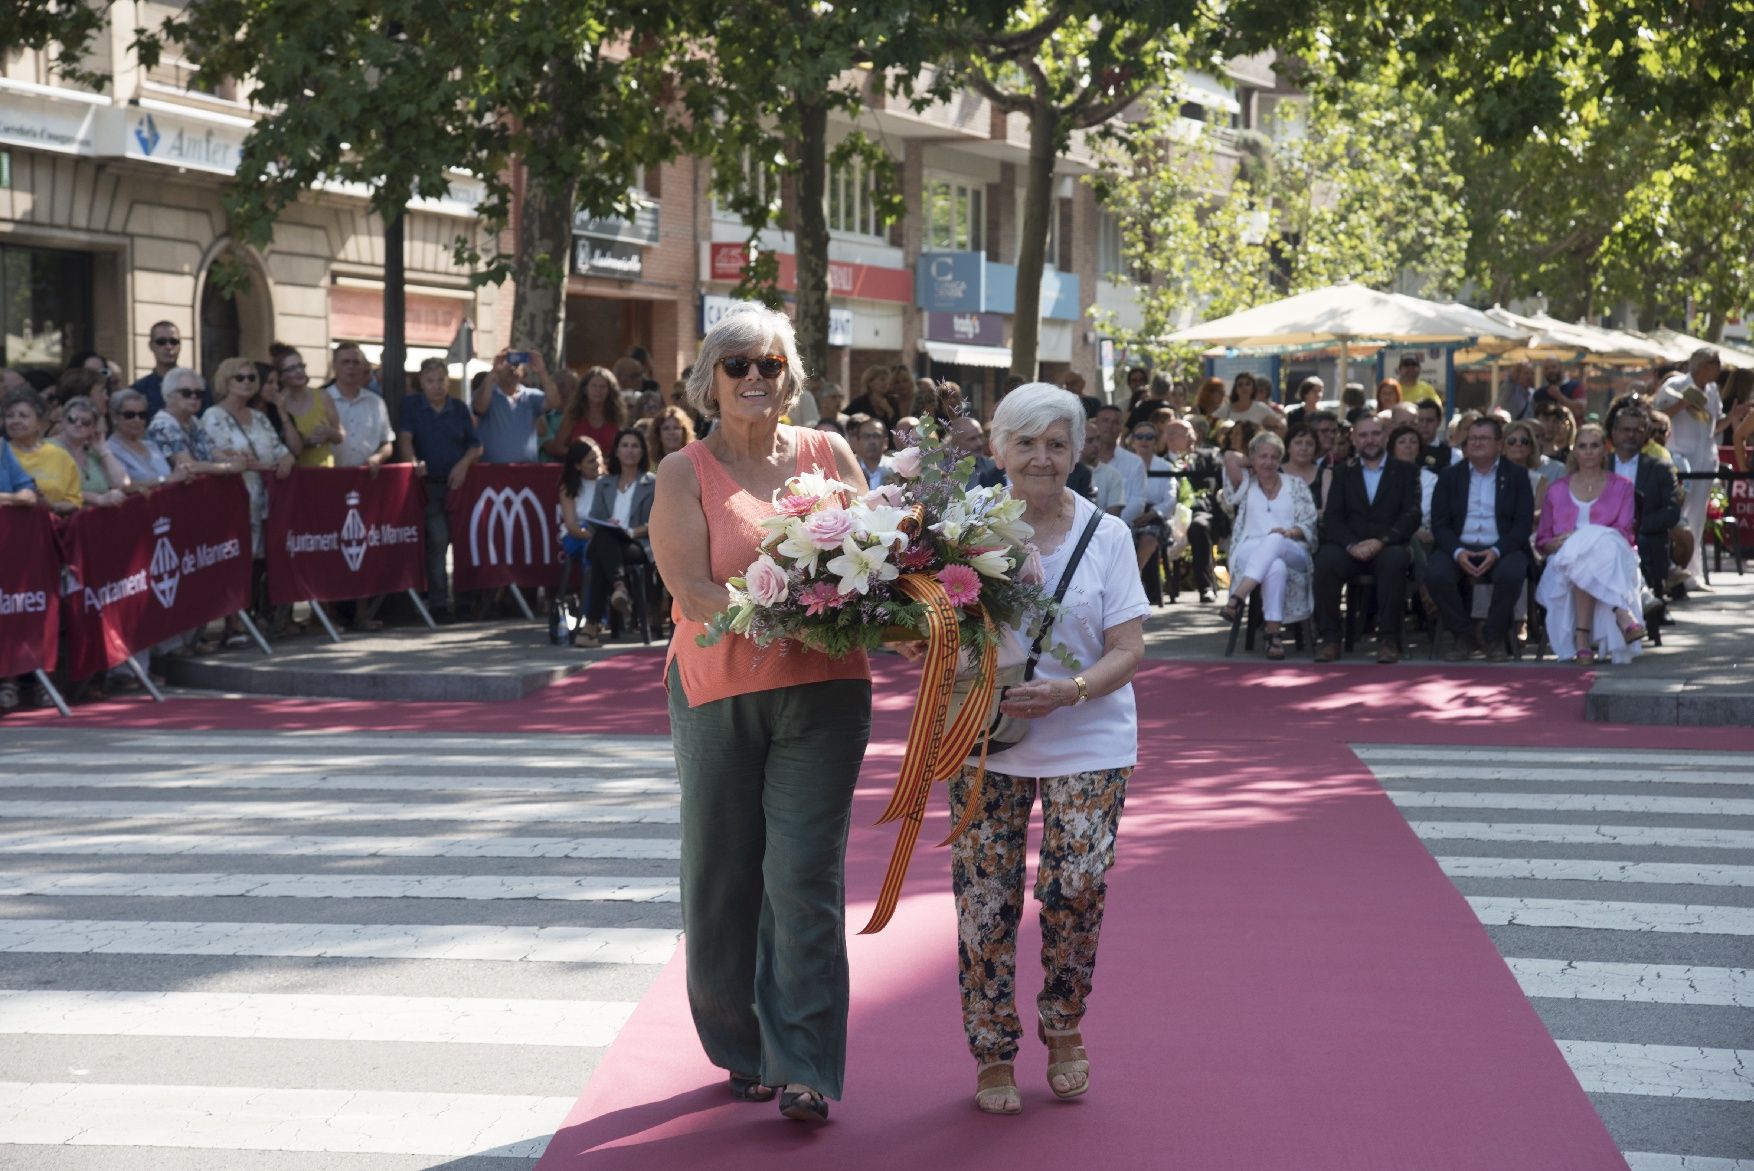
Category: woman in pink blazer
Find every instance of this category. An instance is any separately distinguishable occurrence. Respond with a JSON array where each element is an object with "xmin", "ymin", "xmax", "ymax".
[{"xmin": 1534, "ymin": 423, "xmax": 1648, "ymax": 664}]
